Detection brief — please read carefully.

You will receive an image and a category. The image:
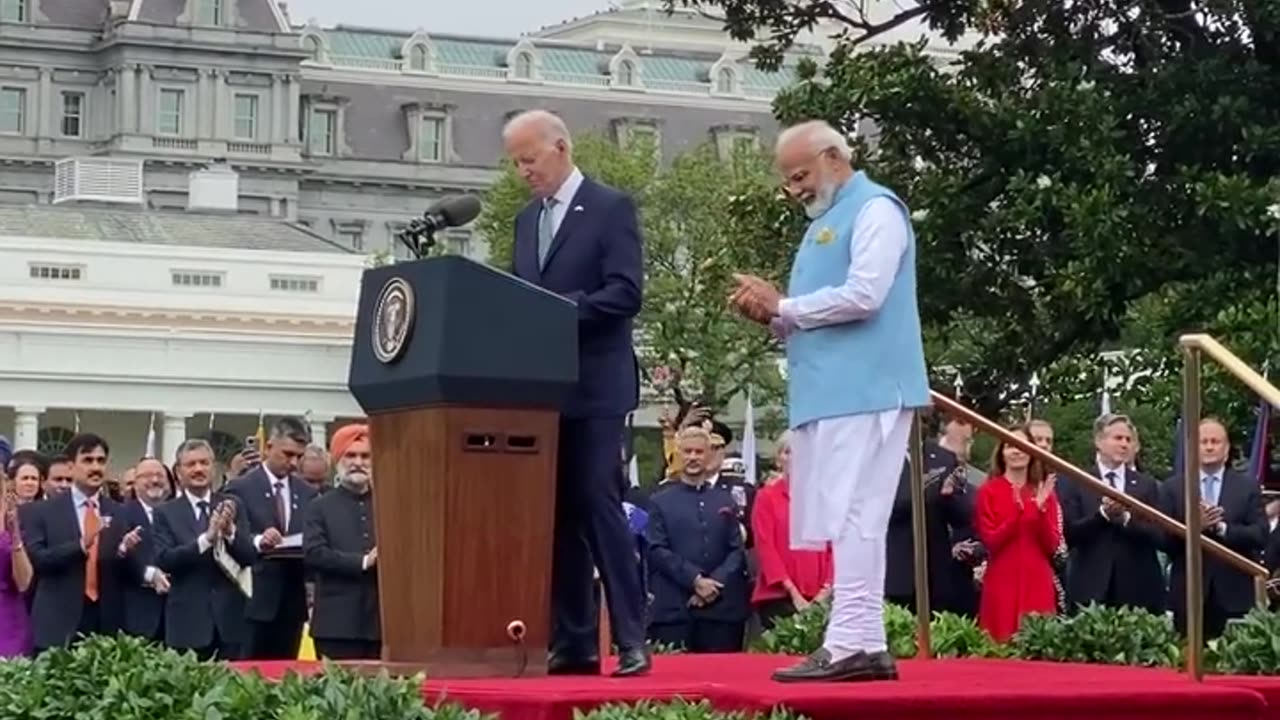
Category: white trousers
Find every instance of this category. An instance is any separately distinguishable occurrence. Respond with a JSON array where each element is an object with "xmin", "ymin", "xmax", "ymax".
[{"xmin": 789, "ymin": 409, "xmax": 913, "ymax": 659}]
